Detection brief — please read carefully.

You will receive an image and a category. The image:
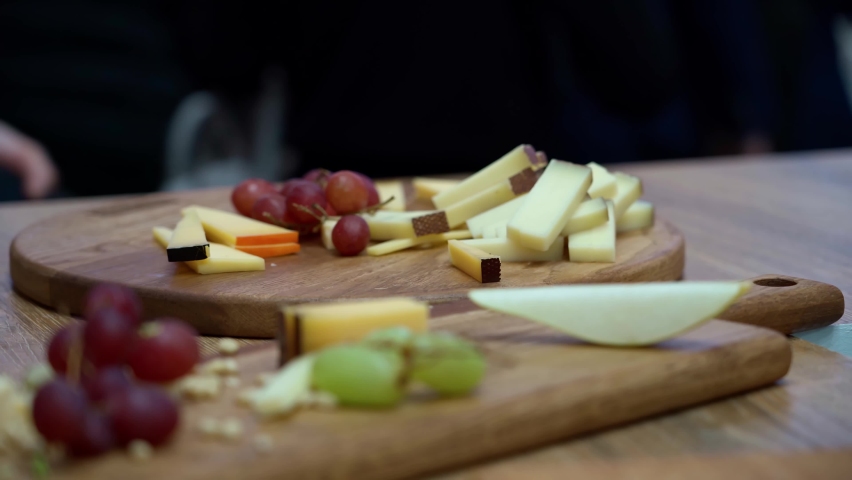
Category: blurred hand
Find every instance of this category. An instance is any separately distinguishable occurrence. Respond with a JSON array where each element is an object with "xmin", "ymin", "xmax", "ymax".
[{"xmin": 0, "ymin": 121, "xmax": 58, "ymax": 199}]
